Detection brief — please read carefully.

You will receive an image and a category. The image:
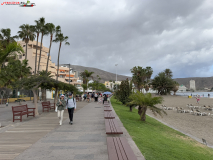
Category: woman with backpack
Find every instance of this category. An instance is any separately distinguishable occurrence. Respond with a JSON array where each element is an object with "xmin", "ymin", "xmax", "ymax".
[
  {"xmin": 55, "ymin": 95, "xmax": 66, "ymax": 125},
  {"xmin": 66, "ymin": 93, "xmax": 76, "ymax": 125}
]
